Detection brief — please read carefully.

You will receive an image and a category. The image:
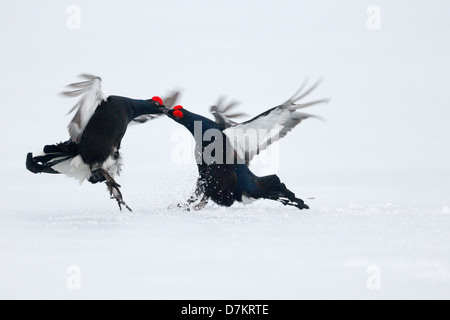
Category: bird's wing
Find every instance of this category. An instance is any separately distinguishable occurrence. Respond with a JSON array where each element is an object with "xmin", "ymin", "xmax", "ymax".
[
  {"xmin": 210, "ymin": 96, "xmax": 248, "ymax": 129},
  {"xmin": 61, "ymin": 74, "xmax": 108, "ymax": 143},
  {"xmin": 131, "ymin": 90, "xmax": 181, "ymax": 124},
  {"xmin": 223, "ymin": 79, "xmax": 329, "ymax": 163},
  {"xmin": 131, "ymin": 115, "xmax": 161, "ymax": 123},
  {"xmin": 162, "ymin": 90, "xmax": 181, "ymax": 109}
]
